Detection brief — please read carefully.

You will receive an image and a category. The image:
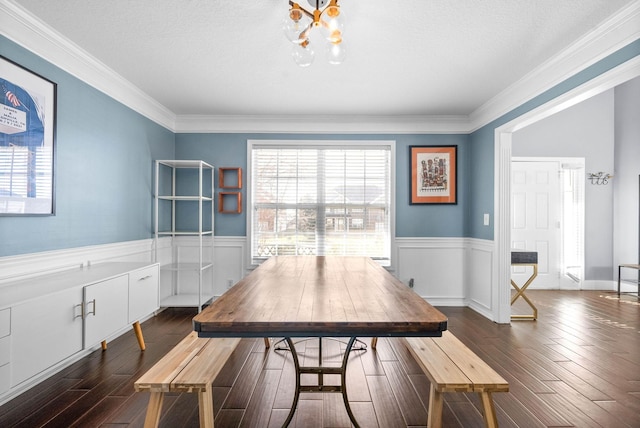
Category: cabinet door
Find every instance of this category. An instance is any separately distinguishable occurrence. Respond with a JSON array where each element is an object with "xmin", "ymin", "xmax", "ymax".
[
  {"xmin": 84, "ymin": 275, "xmax": 129, "ymax": 349},
  {"xmin": 10, "ymin": 287, "xmax": 83, "ymax": 387},
  {"xmin": 128, "ymin": 265, "xmax": 159, "ymax": 323}
]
